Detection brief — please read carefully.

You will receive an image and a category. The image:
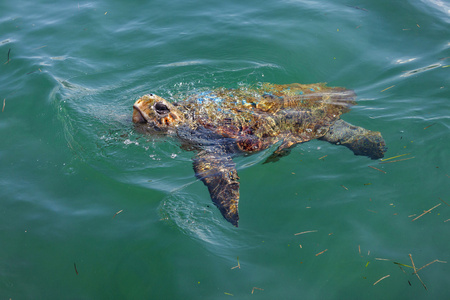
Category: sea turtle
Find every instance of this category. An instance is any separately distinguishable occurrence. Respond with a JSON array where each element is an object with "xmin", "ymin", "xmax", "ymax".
[{"xmin": 132, "ymin": 83, "xmax": 386, "ymax": 227}]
